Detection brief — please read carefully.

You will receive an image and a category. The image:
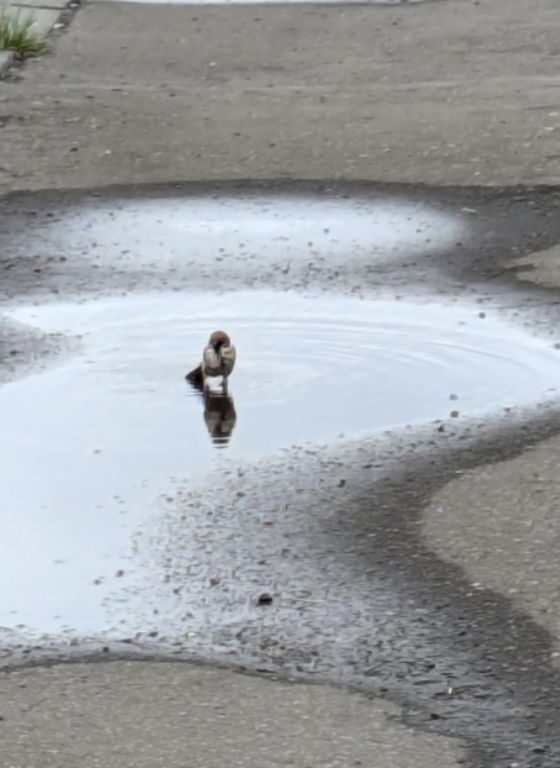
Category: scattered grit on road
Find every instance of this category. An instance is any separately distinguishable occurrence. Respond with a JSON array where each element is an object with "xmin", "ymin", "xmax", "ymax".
[
  {"xmin": 3, "ymin": 1, "xmax": 560, "ymax": 767},
  {"xmin": 0, "ymin": 0, "xmax": 560, "ymax": 192}
]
